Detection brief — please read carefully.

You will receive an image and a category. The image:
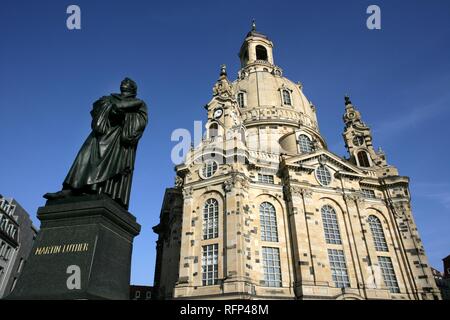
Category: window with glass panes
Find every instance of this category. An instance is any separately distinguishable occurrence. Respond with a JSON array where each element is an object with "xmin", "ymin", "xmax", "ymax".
[
  {"xmin": 282, "ymin": 90, "xmax": 291, "ymax": 105},
  {"xmin": 260, "ymin": 202, "xmax": 278, "ymax": 242},
  {"xmin": 378, "ymin": 256, "xmax": 400, "ymax": 293},
  {"xmin": 202, "ymin": 244, "xmax": 218, "ymax": 286},
  {"xmin": 258, "ymin": 174, "xmax": 274, "ymax": 184},
  {"xmin": 361, "ymin": 188, "xmax": 376, "ymax": 199},
  {"xmin": 368, "ymin": 215, "xmax": 388, "ymax": 252},
  {"xmin": 203, "ymin": 199, "xmax": 219, "ymax": 240},
  {"xmin": 262, "ymin": 247, "xmax": 282, "ymax": 287},
  {"xmin": 328, "ymin": 249, "xmax": 350, "ymax": 288},
  {"xmin": 202, "ymin": 161, "xmax": 218, "ymax": 178},
  {"xmin": 316, "ymin": 165, "xmax": 332, "ymax": 186},
  {"xmin": 321, "ymin": 205, "xmax": 342, "ymax": 245},
  {"xmin": 237, "ymin": 92, "xmax": 245, "ymax": 108},
  {"xmin": 357, "ymin": 151, "xmax": 371, "ymax": 167},
  {"xmin": 298, "ymin": 134, "xmax": 313, "ymax": 153}
]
